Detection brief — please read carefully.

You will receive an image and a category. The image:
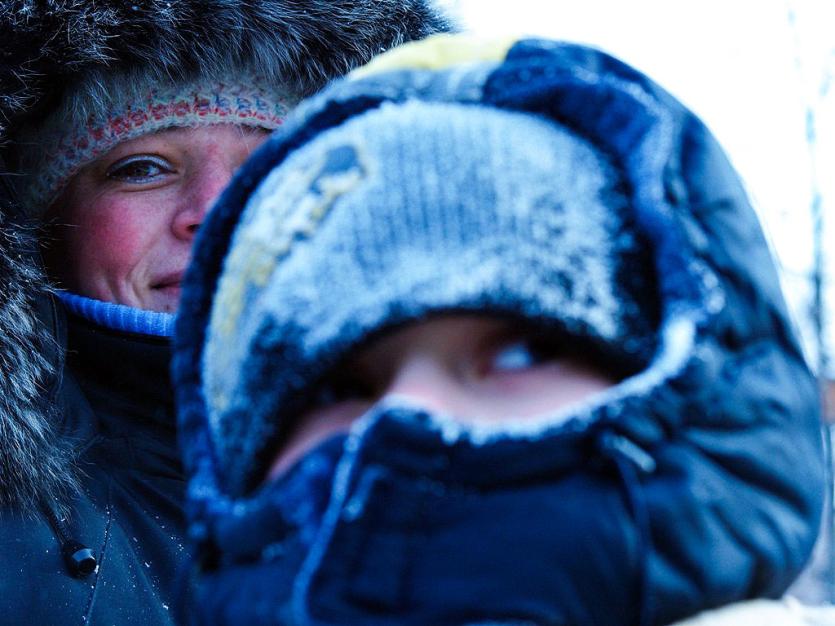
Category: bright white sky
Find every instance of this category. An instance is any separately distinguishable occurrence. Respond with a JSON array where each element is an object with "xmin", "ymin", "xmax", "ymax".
[{"xmin": 443, "ymin": 0, "xmax": 835, "ymax": 374}]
